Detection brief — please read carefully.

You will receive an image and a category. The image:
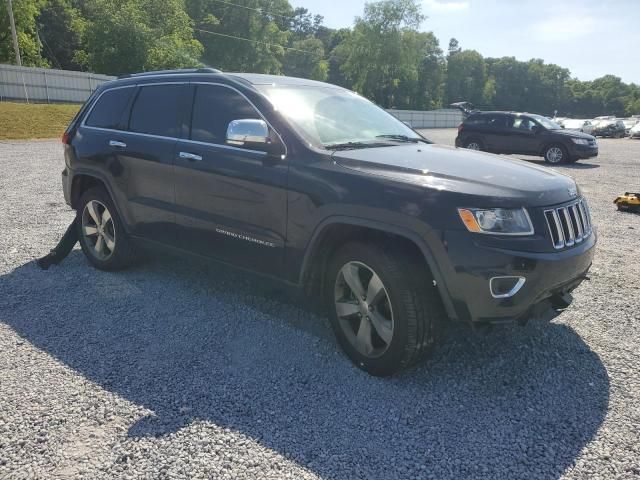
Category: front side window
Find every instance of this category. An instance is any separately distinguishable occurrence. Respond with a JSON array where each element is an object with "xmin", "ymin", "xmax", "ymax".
[
  {"xmin": 255, "ymin": 85, "xmax": 420, "ymax": 148},
  {"xmin": 513, "ymin": 117, "xmax": 536, "ymax": 131},
  {"xmin": 85, "ymin": 87, "xmax": 134, "ymax": 130},
  {"xmin": 190, "ymin": 85, "xmax": 260, "ymax": 144},
  {"xmin": 129, "ymin": 84, "xmax": 185, "ymax": 137},
  {"xmin": 530, "ymin": 115, "xmax": 562, "ymax": 130}
]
